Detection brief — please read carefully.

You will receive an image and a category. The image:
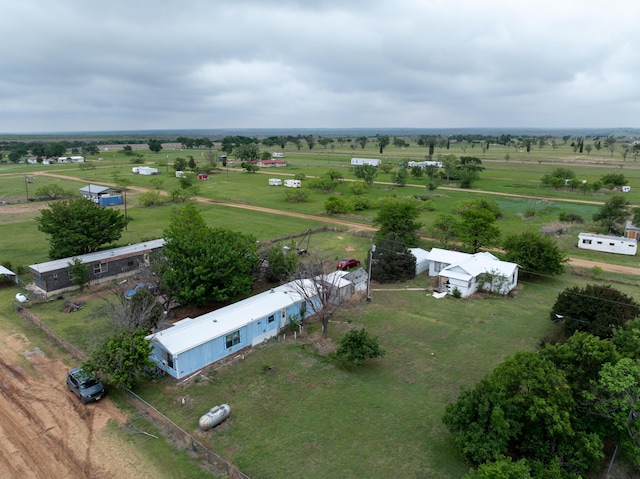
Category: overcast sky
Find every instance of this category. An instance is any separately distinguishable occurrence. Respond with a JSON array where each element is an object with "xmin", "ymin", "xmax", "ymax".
[{"xmin": 1, "ymin": 1, "xmax": 639, "ymax": 133}]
